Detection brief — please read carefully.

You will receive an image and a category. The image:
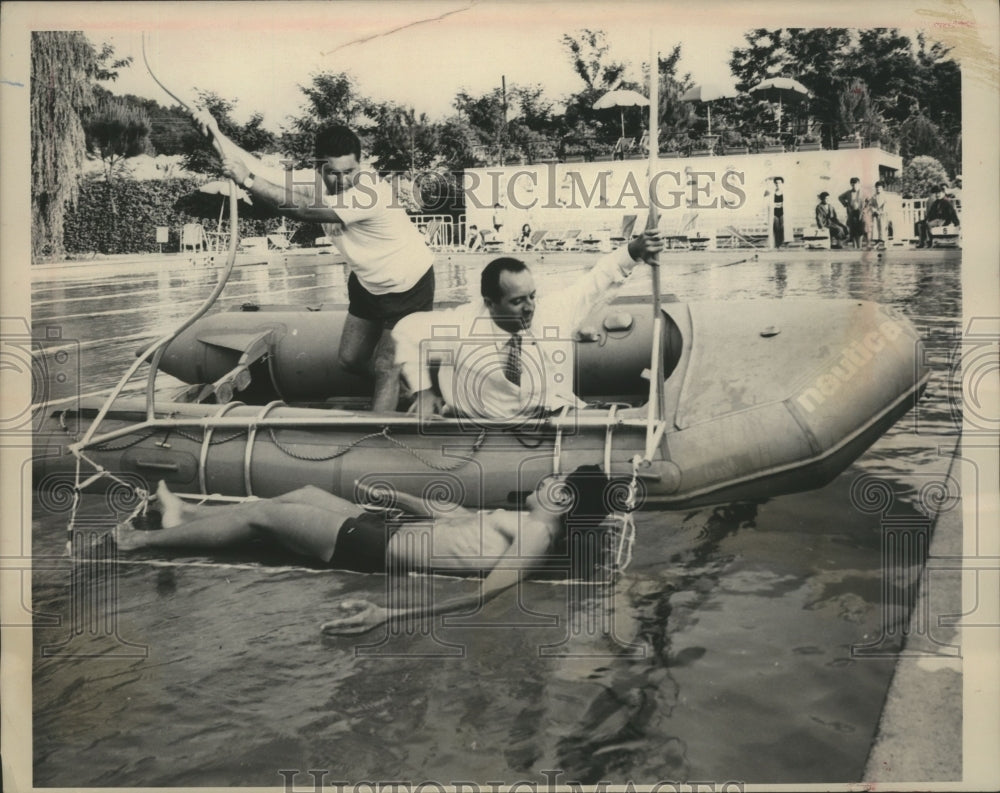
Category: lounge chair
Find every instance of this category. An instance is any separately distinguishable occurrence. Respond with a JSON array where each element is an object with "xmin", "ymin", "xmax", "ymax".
[
  {"xmin": 579, "ymin": 230, "xmax": 605, "ymax": 252},
  {"xmin": 556, "ymin": 229, "xmax": 582, "ymax": 250},
  {"xmin": 239, "ymin": 236, "xmax": 268, "ymax": 253},
  {"xmin": 522, "ymin": 229, "xmax": 548, "ymax": 250},
  {"xmin": 181, "ymin": 223, "xmax": 209, "ymax": 253},
  {"xmin": 660, "ymin": 212, "xmax": 702, "ymax": 249},
  {"xmin": 609, "ymin": 214, "xmax": 638, "ymax": 248},
  {"xmin": 267, "ymin": 233, "xmax": 291, "ymax": 250},
  {"xmin": 613, "ymin": 137, "xmax": 635, "ymax": 158}
]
